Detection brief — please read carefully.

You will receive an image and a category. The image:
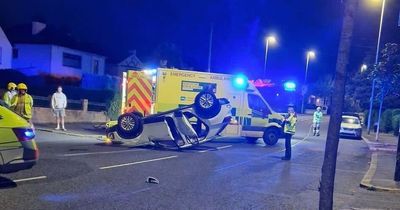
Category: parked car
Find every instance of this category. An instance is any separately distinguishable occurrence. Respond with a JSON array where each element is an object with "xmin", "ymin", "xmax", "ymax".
[
  {"xmin": 105, "ymin": 91, "xmax": 232, "ymax": 149},
  {"xmin": 340, "ymin": 115, "xmax": 363, "ymax": 139},
  {"xmin": 0, "ymin": 100, "xmax": 39, "ymax": 173}
]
